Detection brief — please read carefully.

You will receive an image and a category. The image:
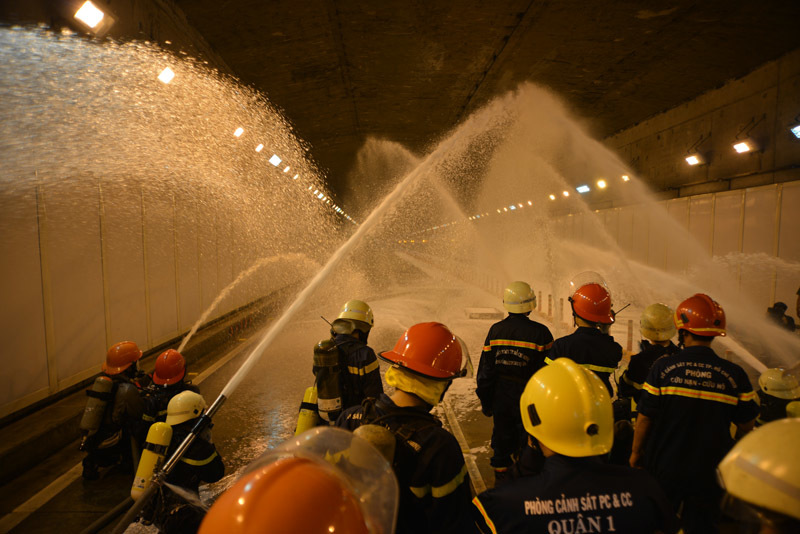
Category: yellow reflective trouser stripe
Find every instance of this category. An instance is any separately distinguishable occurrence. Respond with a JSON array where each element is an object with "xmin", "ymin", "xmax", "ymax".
[
  {"xmin": 739, "ymin": 390, "xmax": 757, "ymax": 402},
  {"xmin": 489, "ymin": 339, "xmax": 552, "ymax": 351},
  {"xmin": 409, "ymin": 464, "xmax": 468, "ymax": 499},
  {"xmin": 347, "ymin": 360, "xmax": 380, "ymax": 376},
  {"xmin": 142, "ymin": 414, "xmax": 155, "ymax": 422},
  {"xmin": 472, "ymin": 496, "xmax": 498, "ymax": 534},
  {"xmin": 622, "ymin": 373, "xmax": 643, "ymax": 390},
  {"xmin": 180, "ymin": 451, "xmax": 218, "ymax": 466}
]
